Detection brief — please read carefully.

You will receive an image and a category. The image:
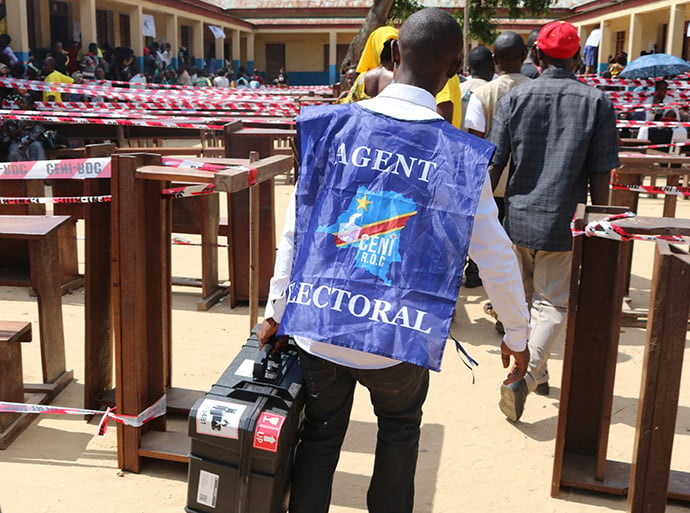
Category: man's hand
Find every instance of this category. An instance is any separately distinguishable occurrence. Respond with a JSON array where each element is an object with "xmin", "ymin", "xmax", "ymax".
[
  {"xmin": 501, "ymin": 341, "xmax": 529, "ymax": 386},
  {"xmin": 257, "ymin": 318, "xmax": 288, "ymax": 352}
]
